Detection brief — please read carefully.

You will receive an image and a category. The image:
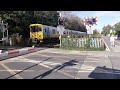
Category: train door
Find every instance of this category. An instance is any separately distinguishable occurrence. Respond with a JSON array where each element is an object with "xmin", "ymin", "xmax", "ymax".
[{"xmin": 44, "ymin": 27, "xmax": 50, "ymax": 38}]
